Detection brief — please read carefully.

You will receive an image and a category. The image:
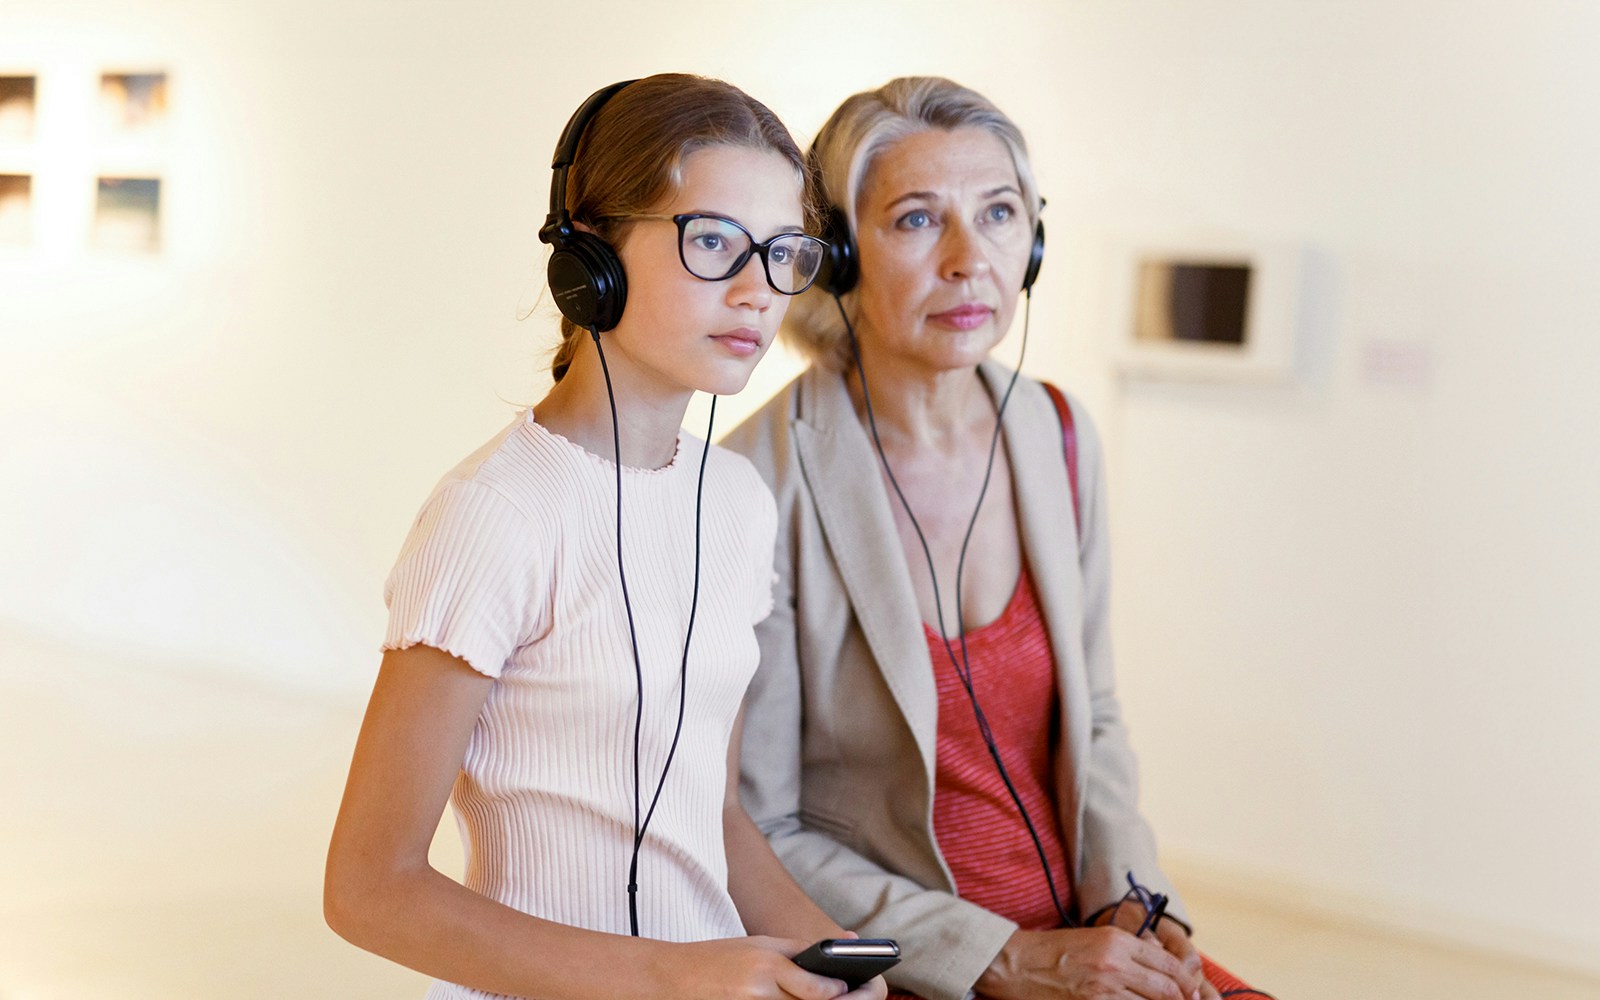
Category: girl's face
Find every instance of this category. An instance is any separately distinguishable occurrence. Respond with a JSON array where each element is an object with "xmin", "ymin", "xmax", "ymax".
[
  {"xmin": 851, "ymin": 127, "xmax": 1034, "ymax": 376},
  {"xmin": 606, "ymin": 145, "xmax": 805, "ymax": 398}
]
